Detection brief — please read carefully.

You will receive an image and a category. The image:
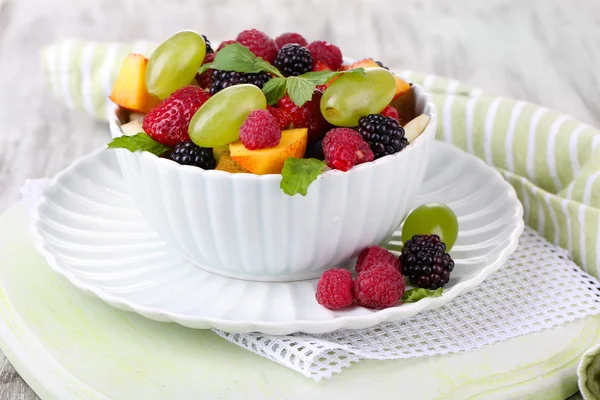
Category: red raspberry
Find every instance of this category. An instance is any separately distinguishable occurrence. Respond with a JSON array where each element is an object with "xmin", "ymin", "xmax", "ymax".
[
  {"xmin": 315, "ymin": 268, "xmax": 354, "ymax": 310},
  {"xmin": 354, "ymin": 265, "xmax": 405, "ymax": 309},
  {"xmin": 267, "ymin": 106, "xmax": 292, "ymax": 130},
  {"xmin": 275, "ymin": 32, "xmax": 308, "ymax": 49},
  {"xmin": 196, "ymin": 53, "xmax": 216, "ymax": 89},
  {"xmin": 312, "ymin": 60, "xmax": 332, "ymax": 72},
  {"xmin": 276, "ymin": 90, "xmax": 330, "ymax": 143},
  {"xmin": 239, "ymin": 109, "xmax": 281, "ymax": 150},
  {"xmin": 217, "ymin": 40, "xmax": 238, "ymax": 52},
  {"xmin": 381, "ymin": 105, "xmax": 399, "ymax": 121},
  {"xmin": 236, "ymin": 29, "xmax": 278, "ymax": 63},
  {"xmin": 307, "ymin": 40, "xmax": 343, "ymax": 70},
  {"xmin": 322, "ymin": 128, "xmax": 374, "ymax": 171},
  {"xmin": 143, "ymin": 86, "xmax": 211, "ymax": 147},
  {"xmin": 356, "ymin": 246, "xmax": 400, "ymax": 274}
]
